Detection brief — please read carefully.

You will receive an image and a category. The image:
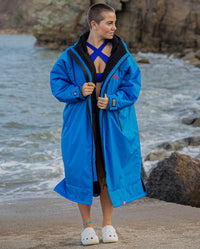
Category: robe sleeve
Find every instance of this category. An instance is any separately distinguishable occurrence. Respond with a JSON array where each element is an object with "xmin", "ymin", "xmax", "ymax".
[
  {"xmin": 107, "ymin": 56, "xmax": 141, "ymax": 111},
  {"xmin": 50, "ymin": 56, "xmax": 85, "ymax": 104}
]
